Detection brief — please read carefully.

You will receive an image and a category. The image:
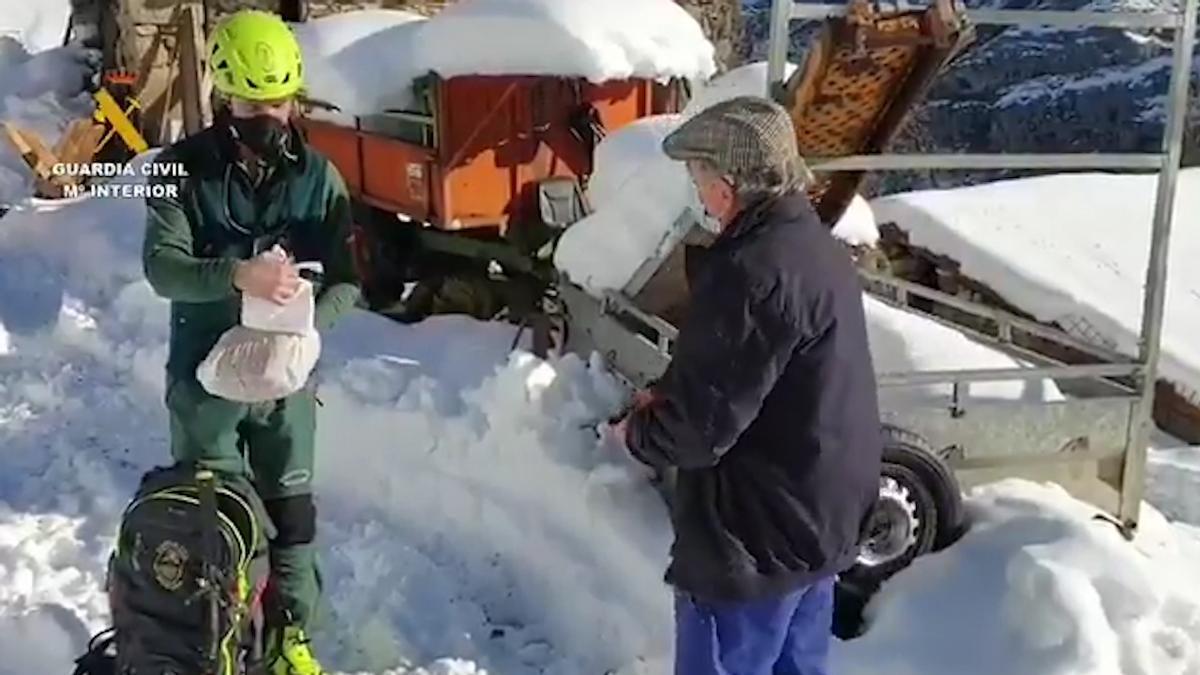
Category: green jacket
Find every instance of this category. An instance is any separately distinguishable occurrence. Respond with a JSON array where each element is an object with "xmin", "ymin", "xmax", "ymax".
[{"xmin": 143, "ymin": 122, "xmax": 361, "ymax": 379}]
